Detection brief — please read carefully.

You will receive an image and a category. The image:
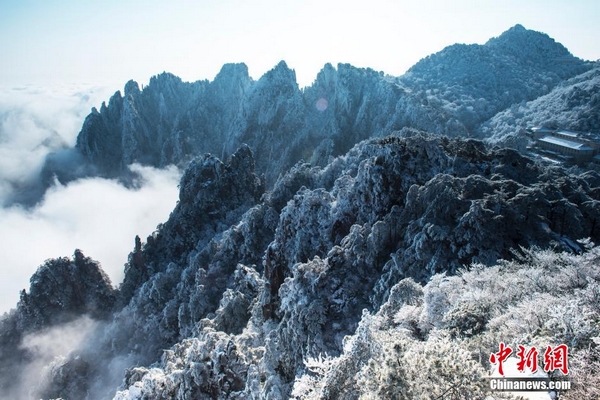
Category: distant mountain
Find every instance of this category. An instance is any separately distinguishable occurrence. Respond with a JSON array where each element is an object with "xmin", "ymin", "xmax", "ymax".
[
  {"xmin": 68, "ymin": 60, "xmax": 466, "ymax": 186},
  {"xmin": 32, "ymin": 24, "xmax": 594, "ymax": 204},
  {"xmin": 400, "ymin": 24, "xmax": 593, "ymax": 133}
]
